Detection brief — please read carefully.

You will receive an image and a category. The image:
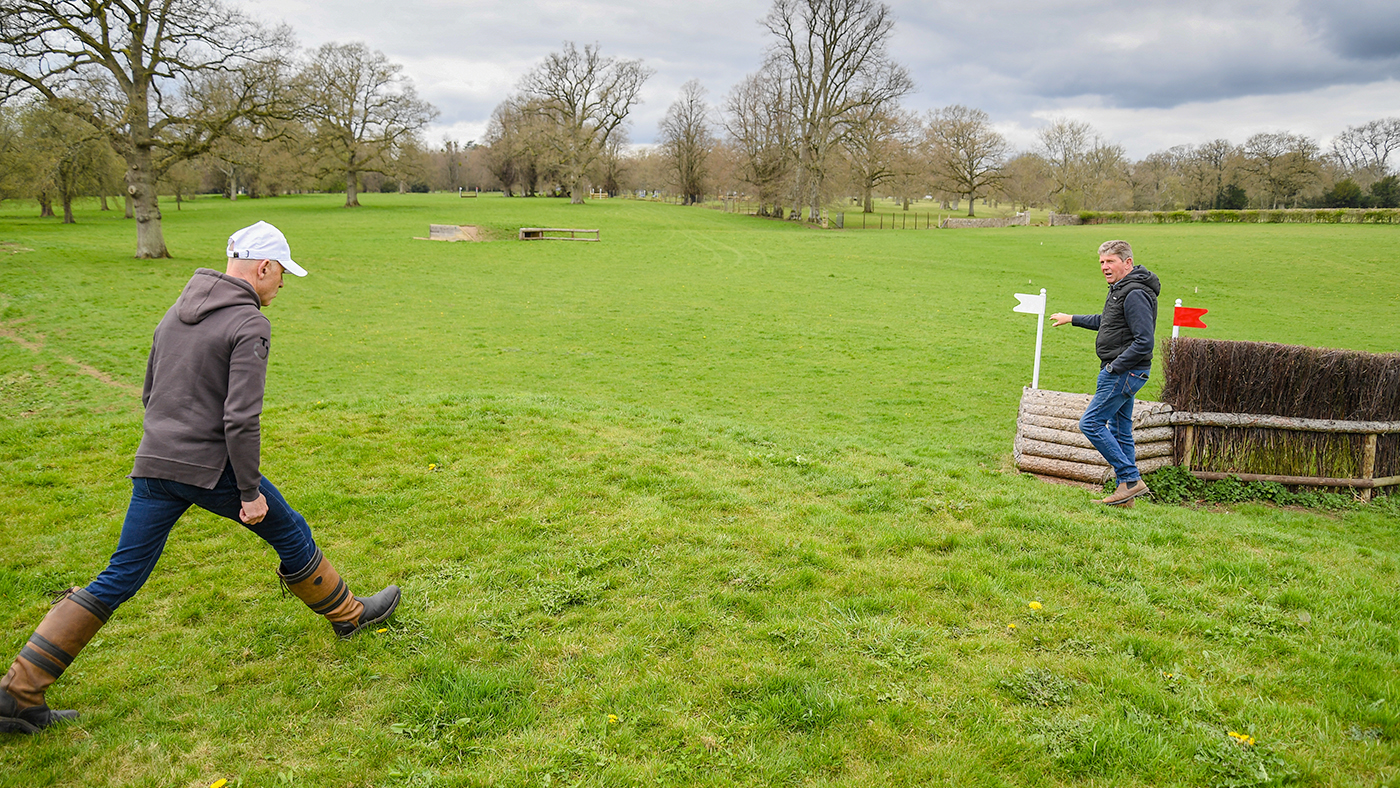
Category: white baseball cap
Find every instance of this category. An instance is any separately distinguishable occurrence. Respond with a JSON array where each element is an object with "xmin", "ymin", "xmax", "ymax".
[{"xmin": 226, "ymin": 221, "xmax": 308, "ymax": 277}]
